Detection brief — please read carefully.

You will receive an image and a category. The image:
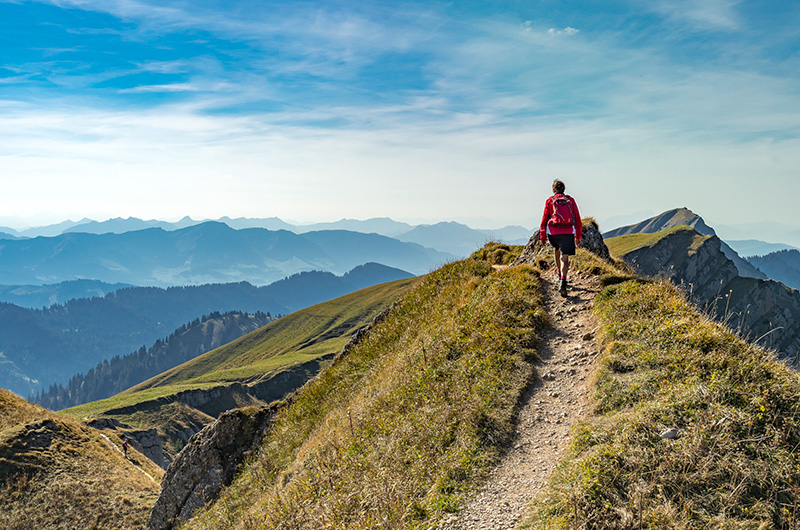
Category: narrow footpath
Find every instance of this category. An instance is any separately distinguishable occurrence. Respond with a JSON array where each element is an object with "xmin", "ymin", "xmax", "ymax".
[
  {"xmin": 98, "ymin": 432, "xmax": 159, "ymax": 484},
  {"xmin": 438, "ymin": 268, "xmax": 601, "ymax": 530}
]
